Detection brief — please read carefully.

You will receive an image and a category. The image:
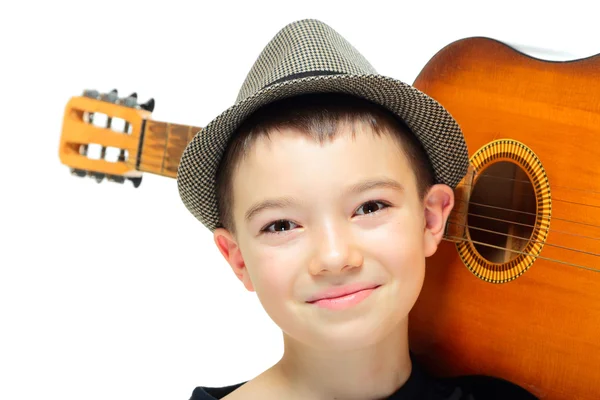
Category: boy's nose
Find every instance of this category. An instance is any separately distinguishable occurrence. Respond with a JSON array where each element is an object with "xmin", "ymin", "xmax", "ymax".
[{"xmin": 308, "ymin": 220, "xmax": 363, "ymax": 275}]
